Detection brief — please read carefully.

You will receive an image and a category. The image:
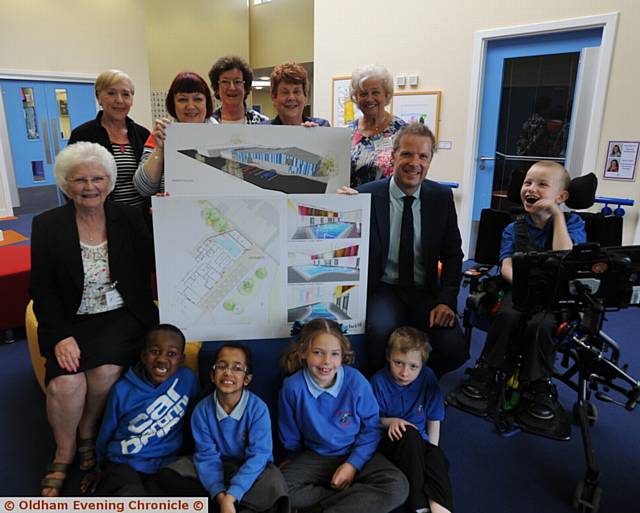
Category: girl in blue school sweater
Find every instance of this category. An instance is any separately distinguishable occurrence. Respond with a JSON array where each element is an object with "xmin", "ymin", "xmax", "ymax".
[
  {"xmin": 189, "ymin": 344, "xmax": 289, "ymax": 513},
  {"xmin": 278, "ymin": 319, "xmax": 409, "ymax": 513}
]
